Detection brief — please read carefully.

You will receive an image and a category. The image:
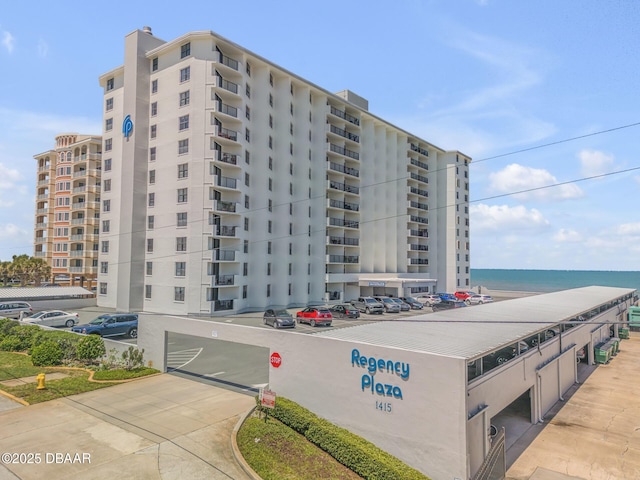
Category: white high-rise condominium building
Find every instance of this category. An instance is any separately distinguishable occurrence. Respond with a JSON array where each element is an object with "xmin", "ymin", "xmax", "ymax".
[{"xmin": 98, "ymin": 27, "xmax": 470, "ymax": 315}]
